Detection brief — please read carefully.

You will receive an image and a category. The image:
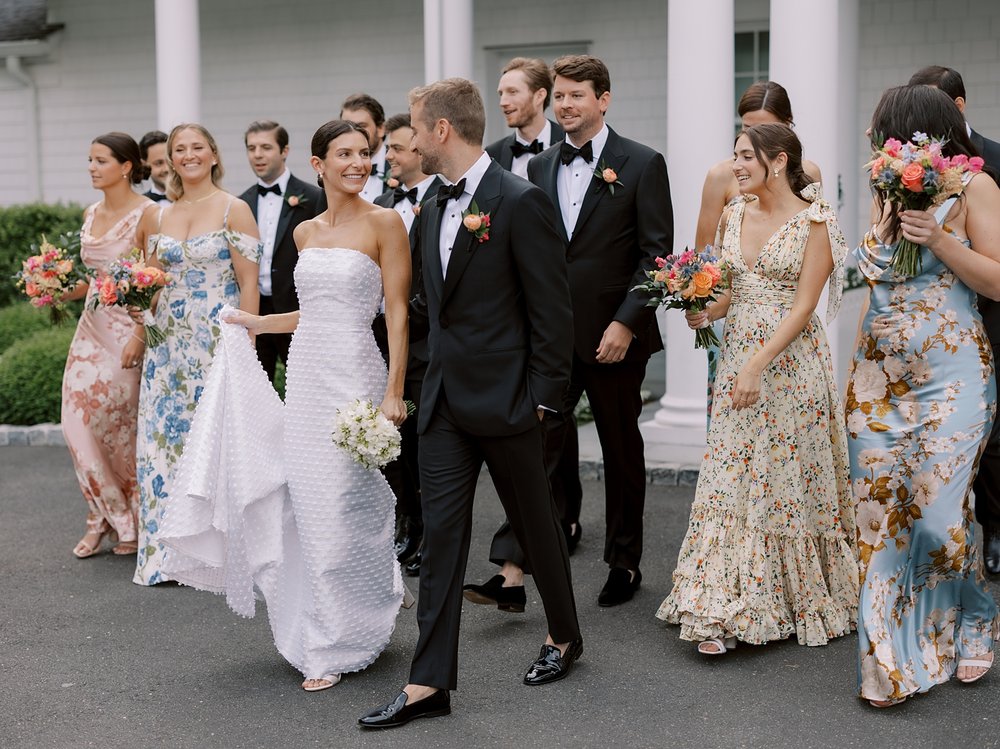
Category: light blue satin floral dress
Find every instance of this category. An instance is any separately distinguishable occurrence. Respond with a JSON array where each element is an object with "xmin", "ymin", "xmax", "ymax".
[
  {"xmin": 847, "ymin": 193, "xmax": 999, "ymax": 701},
  {"xmin": 133, "ymin": 200, "xmax": 261, "ymax": 585}
]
